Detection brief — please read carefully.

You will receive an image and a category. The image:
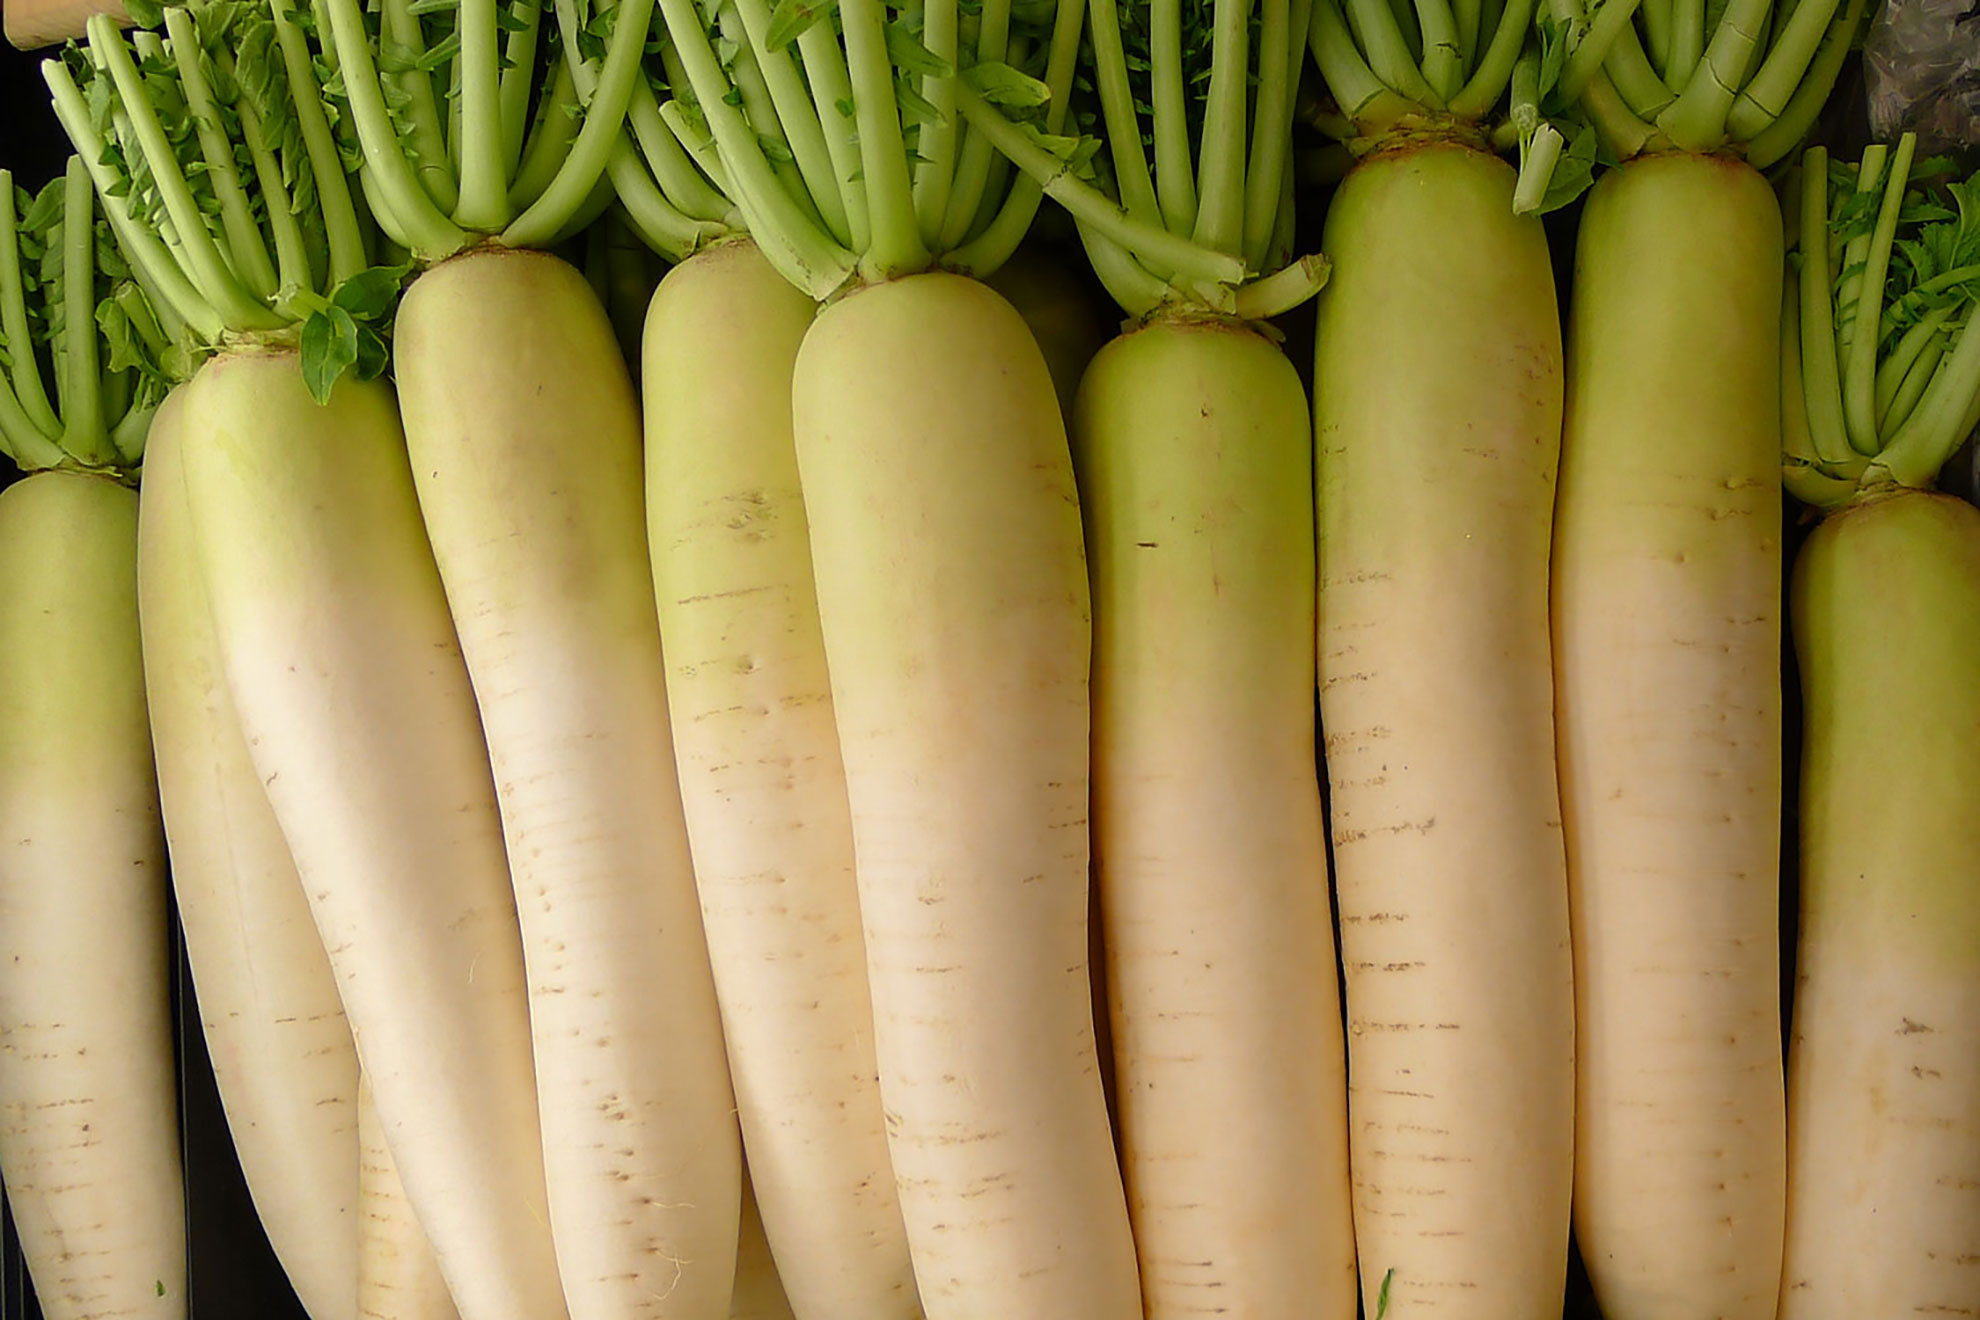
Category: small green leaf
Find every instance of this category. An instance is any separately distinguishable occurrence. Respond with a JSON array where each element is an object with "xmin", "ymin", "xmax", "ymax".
[
  {"xmin": 884, "ymin": 23, "xmax": 951, "ymax": 78},
  {"xmin": 962, "ymin": 61, "xmax": 1049, "ymax": 110},
  {"xmin": 1375, "ymin": 1268, "xmax": 1395, "ymax": 1319},
  {"xmin": 765, "ymin": 0, "xmax": 835, "ymax": 49},
  {"xmin": 125, "ymin": 0, "xmax": 166, "ymax": 28},
  {"xmin": 299, "ymin": 305, "xmax": 360, "ymax": 405},
  {"xmin": 329, "ymin": 262, "xmax": 413, "ymax": 319}
]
